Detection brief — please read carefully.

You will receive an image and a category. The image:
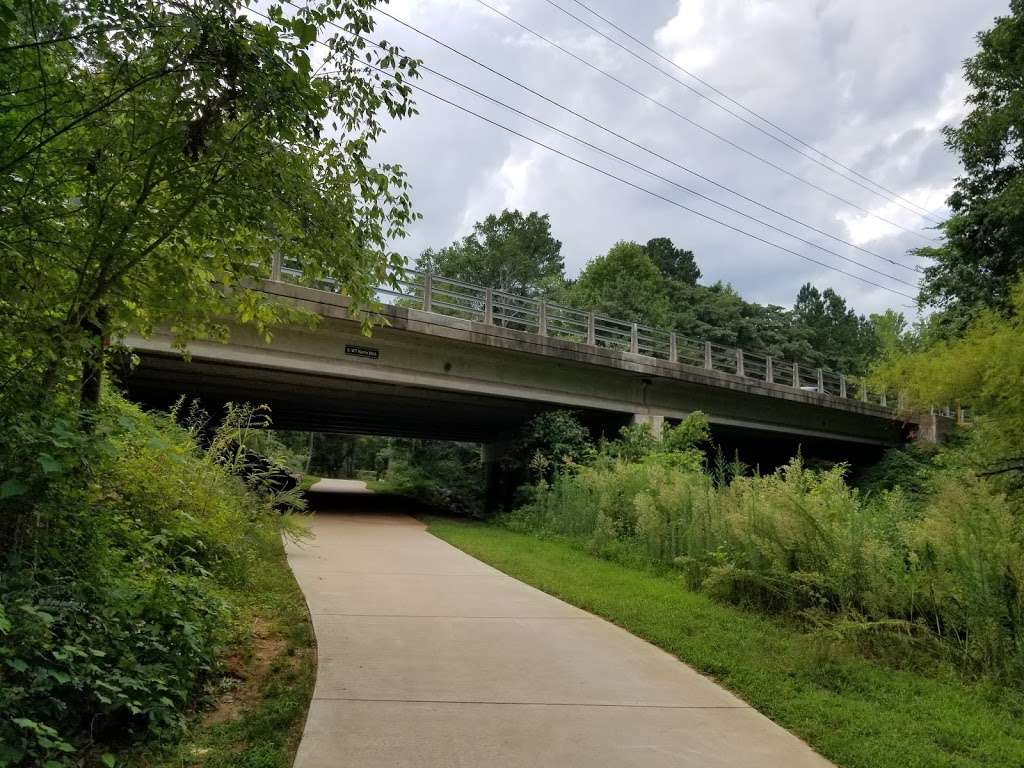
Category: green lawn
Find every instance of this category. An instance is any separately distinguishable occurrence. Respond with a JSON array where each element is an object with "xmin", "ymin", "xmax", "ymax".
[{"xmin": 427, "ymin": 517, "xmax": 1024, "ymax": 768}]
